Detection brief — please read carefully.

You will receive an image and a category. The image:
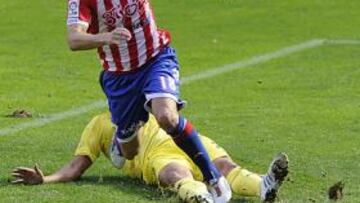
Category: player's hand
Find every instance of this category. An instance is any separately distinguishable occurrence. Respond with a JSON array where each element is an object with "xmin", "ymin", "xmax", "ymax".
[
  {"xmin": 104, "ymin": 28, "xmax": 132, "ymax": 44},
  {"xmin": 11, "ymin": 164, "xmax": 44, "ymax": 185}
]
